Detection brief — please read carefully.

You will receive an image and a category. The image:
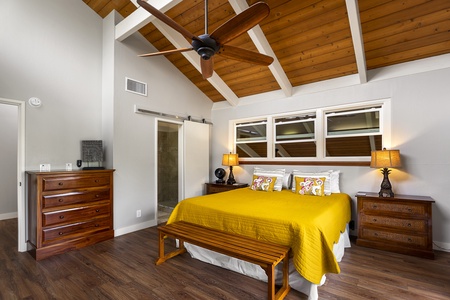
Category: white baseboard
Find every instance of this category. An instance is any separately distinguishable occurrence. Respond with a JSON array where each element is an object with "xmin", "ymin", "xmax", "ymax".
[
  {"xmin": 0, "ymin": 212, "xmax": 18, "ymax": 220},
  {"xmin": 114, "ymin": 219, "xmax": 157, "ymax": 237},
  {"xmin": 433, "ymin": 241, "xmax": 450, "ymax": 253}
]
